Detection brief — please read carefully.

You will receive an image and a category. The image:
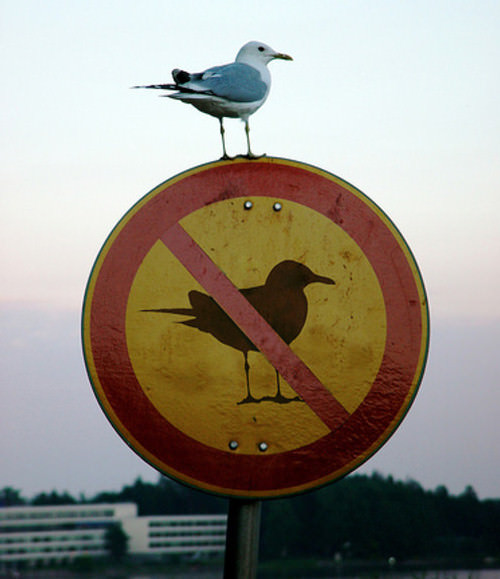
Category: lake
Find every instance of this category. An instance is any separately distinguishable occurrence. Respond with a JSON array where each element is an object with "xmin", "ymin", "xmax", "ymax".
[
  {"xmin": 118, "ymin": 570, "xmax": 500, "ymax": 579},
  {"xmin": 2, "ymin": 568, "xmax": 499, "ymax": 579}
]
